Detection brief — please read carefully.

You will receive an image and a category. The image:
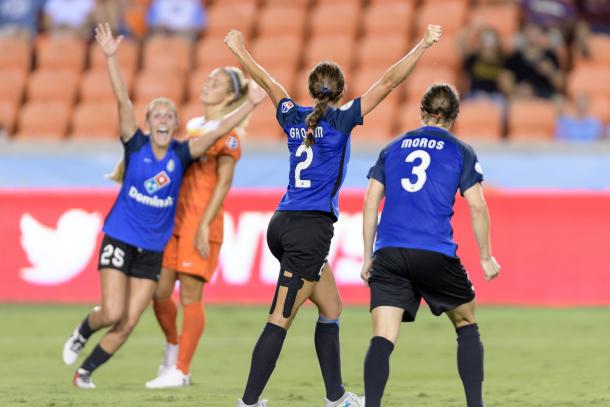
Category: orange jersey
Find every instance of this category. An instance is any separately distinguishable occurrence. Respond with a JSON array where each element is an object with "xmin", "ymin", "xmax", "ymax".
[{"xmin": 173, "ymin": 116, "xmax": 242, "ymax": 243}]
